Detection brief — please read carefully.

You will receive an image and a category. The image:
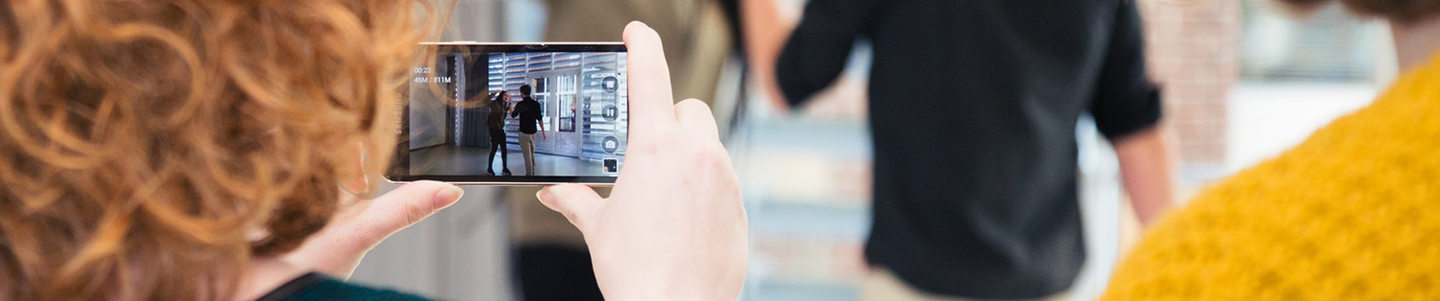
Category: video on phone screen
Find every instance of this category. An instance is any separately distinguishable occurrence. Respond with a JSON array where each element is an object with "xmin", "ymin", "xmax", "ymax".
[{"xmin": 407, "ymin": 48, "xmax": 627, "ymax": 179}]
